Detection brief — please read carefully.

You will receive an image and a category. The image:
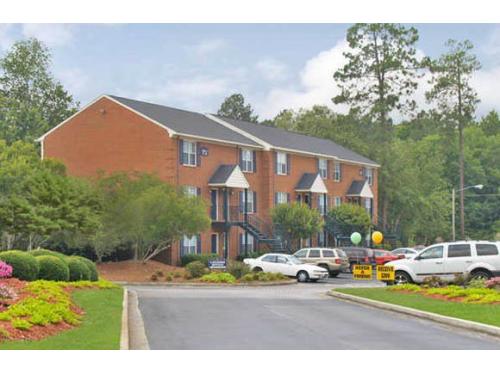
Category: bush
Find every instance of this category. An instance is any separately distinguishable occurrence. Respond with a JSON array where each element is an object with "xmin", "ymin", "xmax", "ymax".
[
  {"xmin": 240, "ymin": 271, "xmax": 287, "ymax": 283},
  {"xmin": 180, "ymin": 253, "xmax": 219, "ymax": 267},
  {"xmin": 226, "ymin": 261, "xmax": 250, "ymax": 279},
  {"xmin": 185, "ymin": 261, "xmax": 209, "ymax": 279},
  {"xmin": 29, "ymin": 249, "xmax": 67, "ymax": 261},
  {"xmin": 0, "ymin": 261, "xmax": 13, "ymax": 278},
  {"xmin": 0, "ymin": 251, "xmax": 39, "ymax": 281},
  {"xmin": 468, "ymin": 278, "xmax": 487, "ymax": 289},
  {"xmin": 199, "ymin": 272, "xmax": 236, "ymax": 284},
  {"xmin": 422, "ymin": 275, "xmax": 448, "ymax": 288},
  {"xmin": 72, "ymin": 256, "xmax": 98, "ymax": 281},
  {"xmin": 37, "ymin": 255, "xmax": 70, "ymax": 281},
  {"xmin": 67, "ymin": 257, "xmax": 91, "ymax": 281}
]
